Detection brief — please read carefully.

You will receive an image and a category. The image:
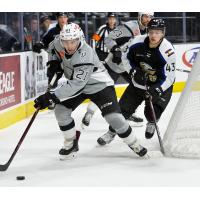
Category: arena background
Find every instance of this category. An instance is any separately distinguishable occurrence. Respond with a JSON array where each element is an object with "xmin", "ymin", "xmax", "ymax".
[{"xmin": 0, "ymin": 12, "xmax": 199, "ymax": 128}]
